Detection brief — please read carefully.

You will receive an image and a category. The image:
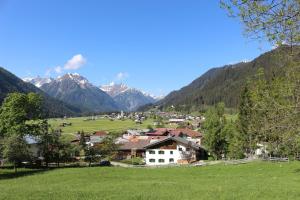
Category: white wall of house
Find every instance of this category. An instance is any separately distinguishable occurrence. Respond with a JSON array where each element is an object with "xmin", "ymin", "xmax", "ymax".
[{"xmin": 145, "ymin": 144, "xmax": 188, "ymax": 166}]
